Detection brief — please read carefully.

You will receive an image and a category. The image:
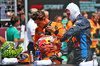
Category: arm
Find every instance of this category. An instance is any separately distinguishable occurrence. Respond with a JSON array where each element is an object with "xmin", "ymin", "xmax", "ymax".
[
  {"xmin": 58, "ymin": 19, "xmax": 90, "ymax": 57},
  {"xmin": 60, "ymin": 19, "xmax": 90, "ymax": 42},
  {"xmin": 14, "ymin": 31, "xmax": 24, "ymax": 43},
  {"xmin": 55, "ymin": 23, "xmax": 66, "ymax": 38},
  {"xmin": 0, "ymin": 36, "xmax": 6, "ymax": 45},
  {"xmin": 46, "ymin": 23, "xmax": 65, "ymax": 38},
  {"xmin": 30, "ymin": 27, "xmax": 36, "ymax": 42},
  {"xmin": 14, "ymin": 38, "xmax": 24, "ymax": 43},
  {"xmin": 29, "ymin": 20, "xmax": 37, "ymax": 42}
]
